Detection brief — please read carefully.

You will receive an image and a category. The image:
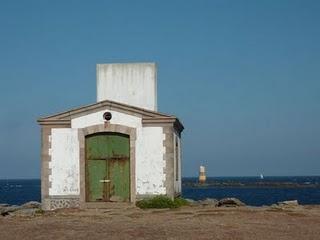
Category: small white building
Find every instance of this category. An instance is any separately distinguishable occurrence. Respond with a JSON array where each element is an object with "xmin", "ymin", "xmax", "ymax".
[{"xmin": 38, "ymin": 63, "xmax": 184, "ymax": 210}]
